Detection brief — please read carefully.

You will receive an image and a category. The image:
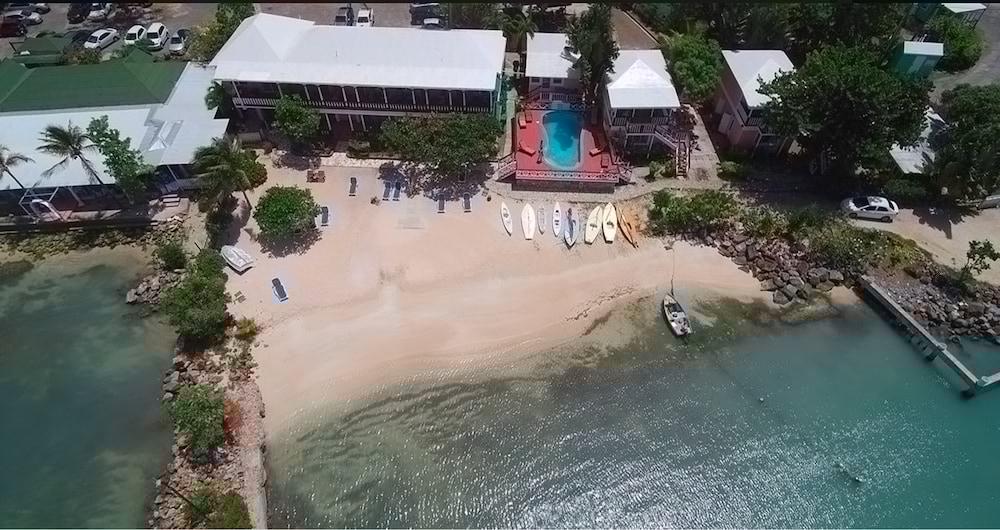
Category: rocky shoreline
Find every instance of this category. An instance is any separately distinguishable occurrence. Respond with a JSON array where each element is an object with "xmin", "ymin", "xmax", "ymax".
[{"xmin": 683, "ymin": 225, "xmax": 1000, "ymax": 343}]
